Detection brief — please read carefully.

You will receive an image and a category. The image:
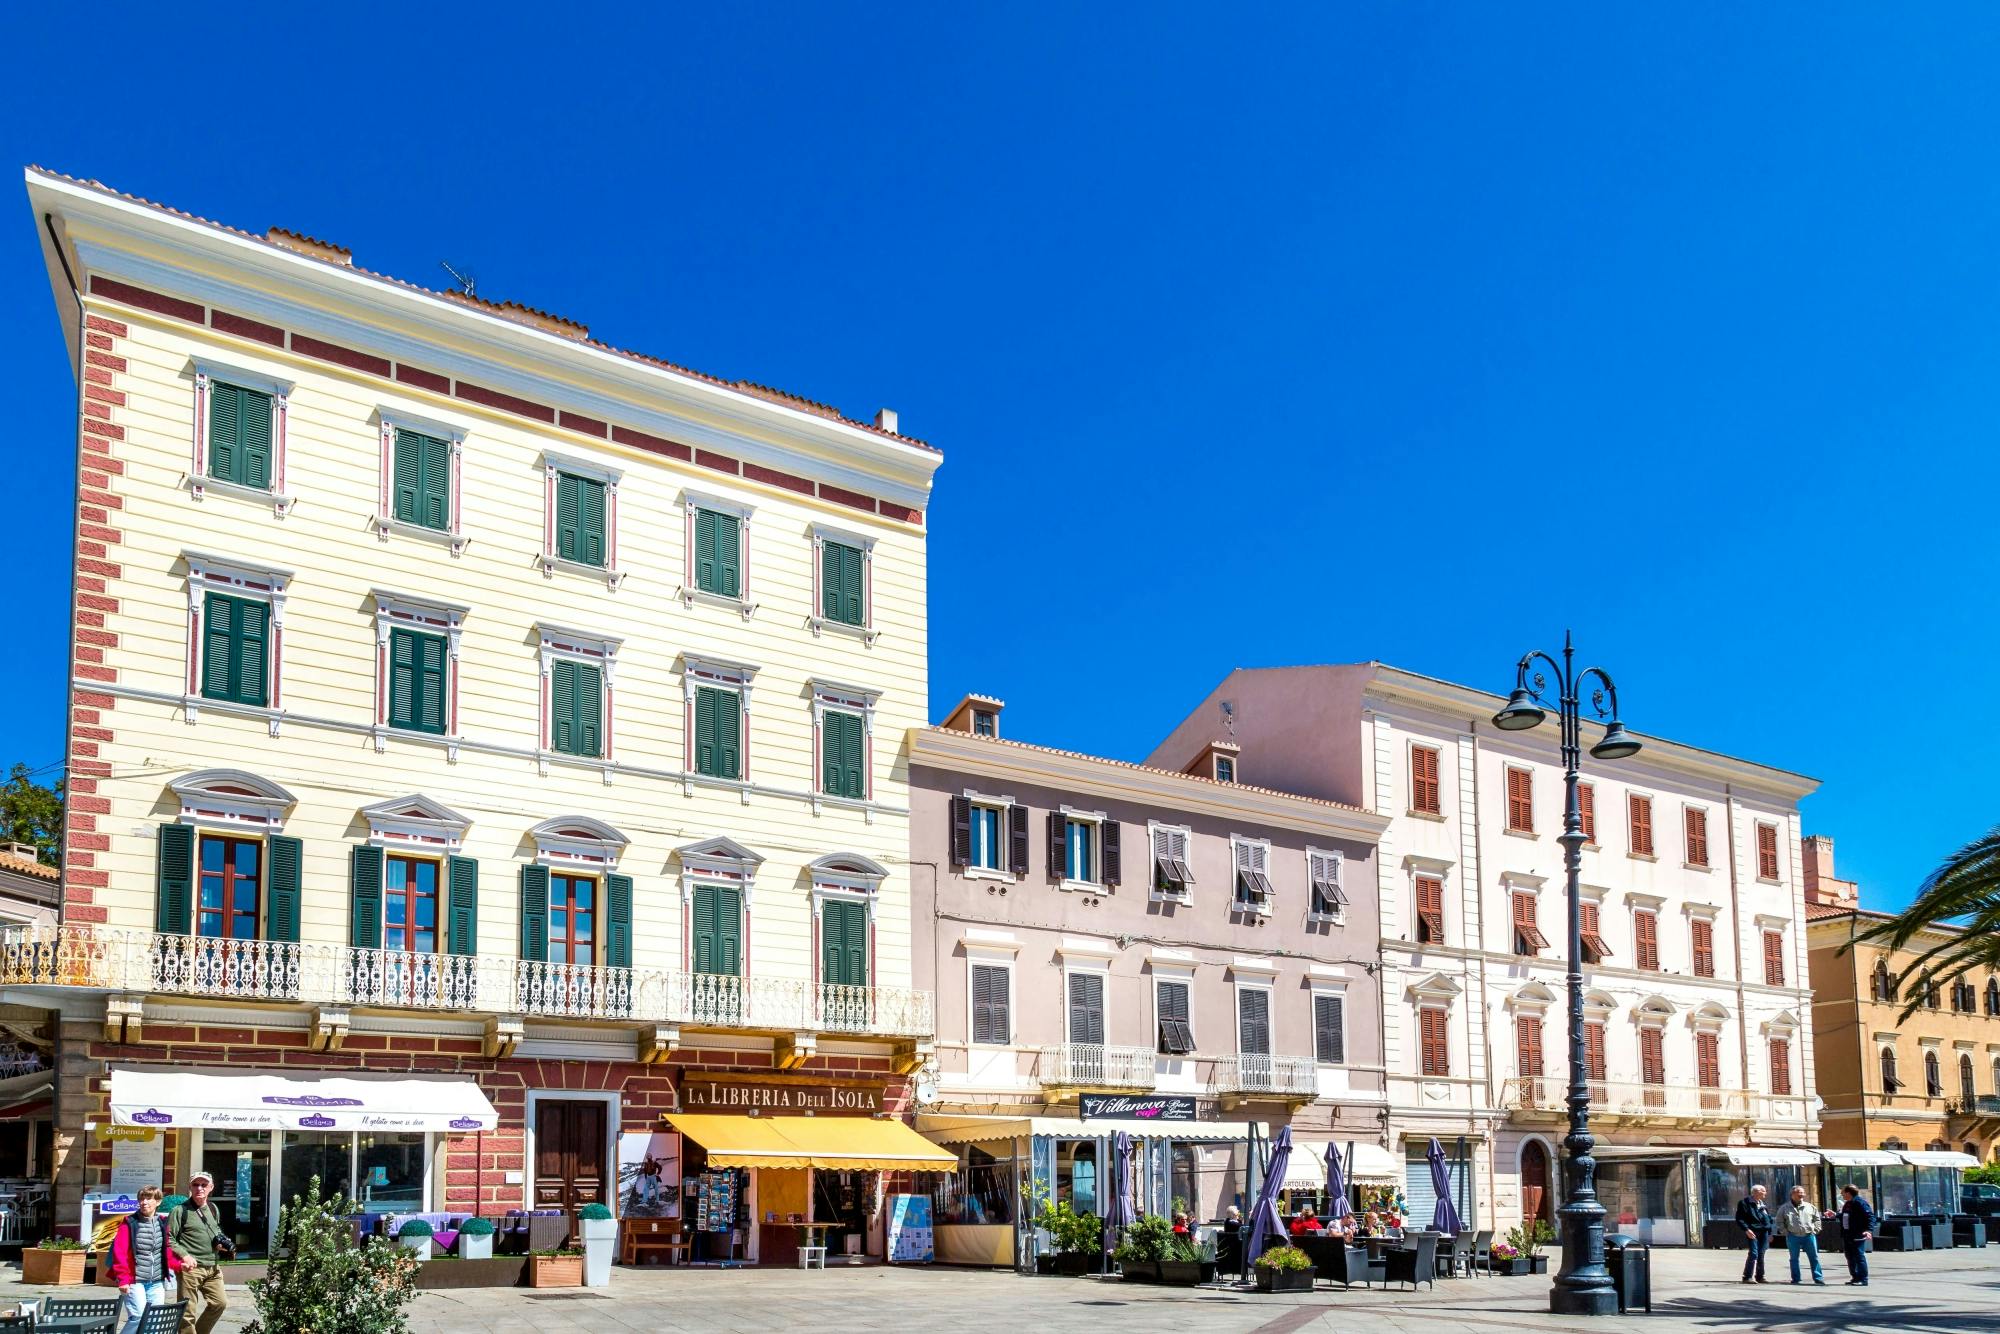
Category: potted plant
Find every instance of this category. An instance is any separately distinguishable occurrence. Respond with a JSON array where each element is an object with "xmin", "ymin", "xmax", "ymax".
[
  {"xmin": 528, "ymin": 1246, "xmax": 584, "ymax": 1288},
  {"xmin": 1253, "ymin": 1243, "xmax": 1316, "ymax": 1293},
  {"xmin": 1159, "ymin": 1233, "xmax": 1216, "ymax": 1286},
  {"xmin": 1033, "ymin": 1197, "xmax": 1101, "ymax": 1275},
  {"xmin": 22, "ymin": 1236, "xmax": 86, "ymax": 1285},
  {"xmin": 578, "ymin": 1202, "xmax": 616, "ymax": 1287},
  {"xmin": 1113, "ymin": 1214, "xmax": 1172, "ymax": 1281},
  {"xmin": 457, "ymin": 1216, "xmax": 496, "ymax": 1261},
  {"xmin": 1487, "ymin": 1239, "xmax": 1524, "ymax": 1276},
  {"xmin": 1506, "ymin": 1219, "xmax": 1556, "ymax": 1274},
  {"xmin": 396, "ymin": 1217, "xmax": 434, "ymax": 1260}
]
